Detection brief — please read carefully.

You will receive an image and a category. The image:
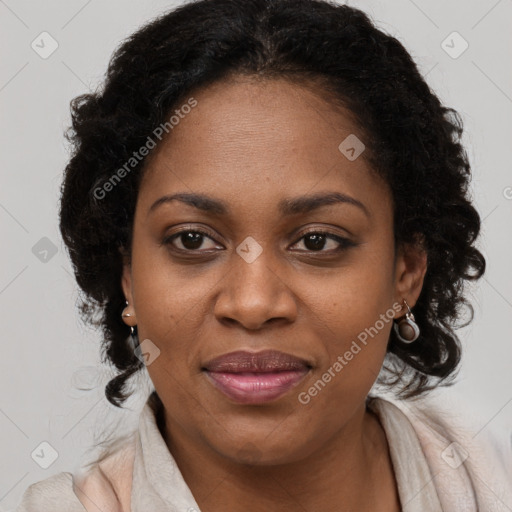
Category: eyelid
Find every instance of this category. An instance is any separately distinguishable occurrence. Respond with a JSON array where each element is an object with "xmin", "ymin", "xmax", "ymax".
[{"xmin": 295, "ymin": 226, "xmax": 349, "ymax": 239}]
